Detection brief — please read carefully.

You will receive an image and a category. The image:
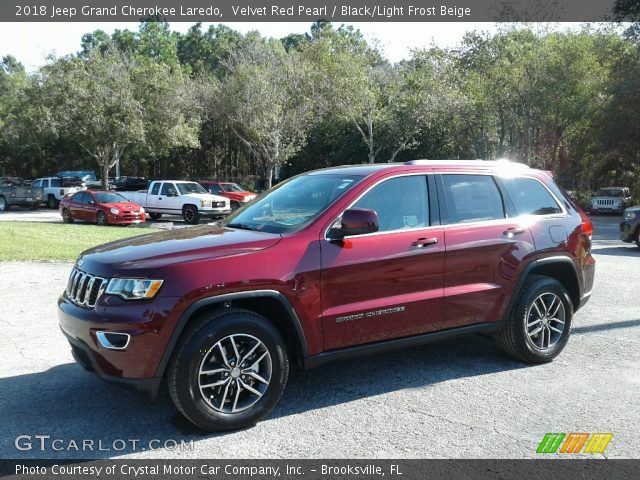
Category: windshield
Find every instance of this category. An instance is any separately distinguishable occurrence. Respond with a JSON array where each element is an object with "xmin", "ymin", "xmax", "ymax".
[
  {"xmin": 57, "ymin": 171, "xmax": 97, "ymax": 181},
  {"xmin": 596, "ymin": 188, "xmax": 623, "ymax": 197},
  {"xmin": 95, "ymin": 192, "xmax": 128, "ymax": 203},
  {"xmin": 222, "ymin": 183, "xmax": 245, "ymax": 192},
  {"xmin": 223, "ymin": 174, "xmax": 363, "ymax": 234},
  {"xmin": 177, "ymin": 182, "xmax": 207, "ymax": 195}
]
